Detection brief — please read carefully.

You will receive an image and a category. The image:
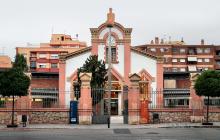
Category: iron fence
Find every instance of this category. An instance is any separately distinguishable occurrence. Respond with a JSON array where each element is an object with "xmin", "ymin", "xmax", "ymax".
[{"xmin": 0, "ymin": 89, "xmax": 220, "ymax": 111}]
